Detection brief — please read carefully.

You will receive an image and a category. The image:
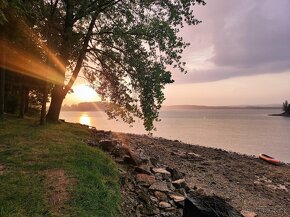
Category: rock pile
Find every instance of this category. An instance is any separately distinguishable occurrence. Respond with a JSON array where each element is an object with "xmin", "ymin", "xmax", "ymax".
[
  {"xmin": 88, "ymin": 135, "xmax": 193, "ymax": 216},
  {"xmin": 88, "ymin": 132, "xmax": 244, "ymax": 217}
]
